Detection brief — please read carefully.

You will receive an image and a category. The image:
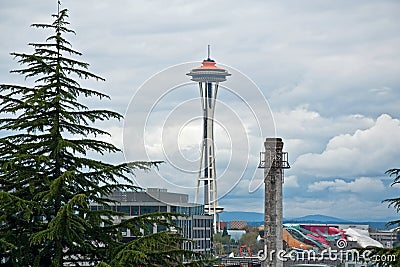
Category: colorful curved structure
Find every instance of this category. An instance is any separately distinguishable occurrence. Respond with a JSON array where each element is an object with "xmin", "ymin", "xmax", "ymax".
[
  {"xmin": 283, "ymin": 229, "xmax": 312, "ymax": 250},
  {"xmin": 284, "ymin": 225, "xmax": 327, "ymax": 249},
  {"xmin": 283, "ymin": 224, "xmax": 346, "ymax": 249},
  {"xmin": 281, "ymin": 224, "xmax": 384, "ymax": 251}
]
